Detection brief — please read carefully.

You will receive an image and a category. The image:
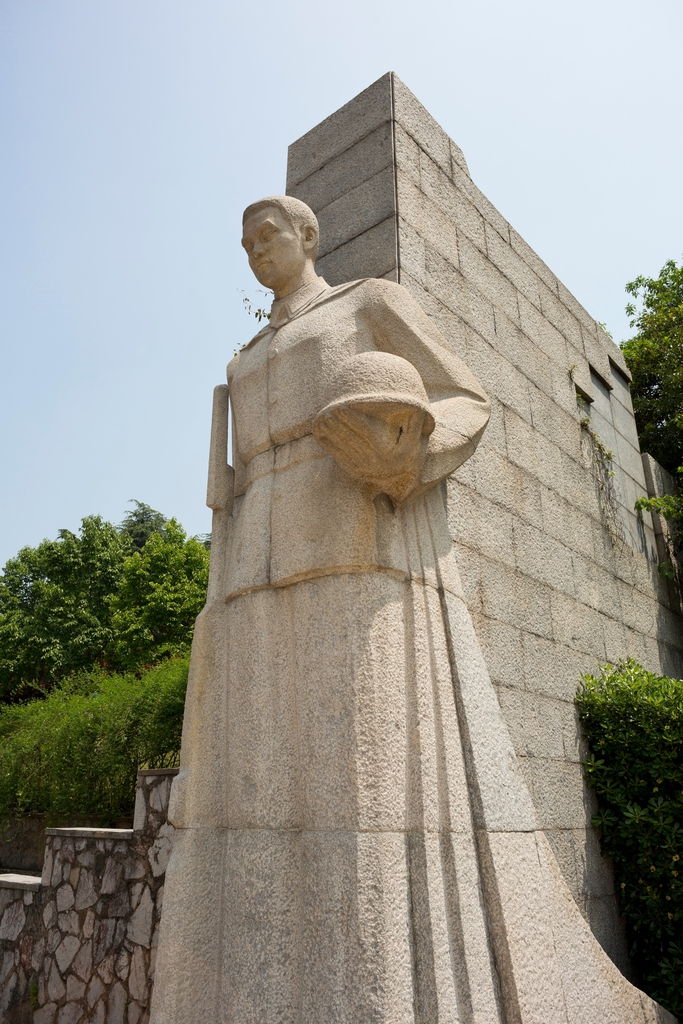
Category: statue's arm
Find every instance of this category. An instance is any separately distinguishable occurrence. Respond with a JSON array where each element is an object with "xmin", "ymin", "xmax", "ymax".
[{"xmin": 365, "ymin": 279, "xmax": 490, "ymax": 492}]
